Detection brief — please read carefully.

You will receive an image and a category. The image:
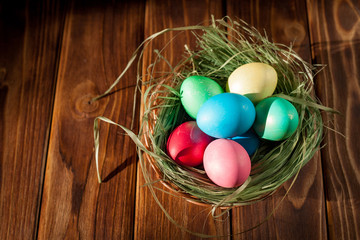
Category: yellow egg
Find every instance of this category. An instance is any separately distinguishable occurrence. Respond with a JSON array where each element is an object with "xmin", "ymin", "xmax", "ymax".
[{"xmin": 226, "ymin": 62, "xmax": 277, "ymax": 103}]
